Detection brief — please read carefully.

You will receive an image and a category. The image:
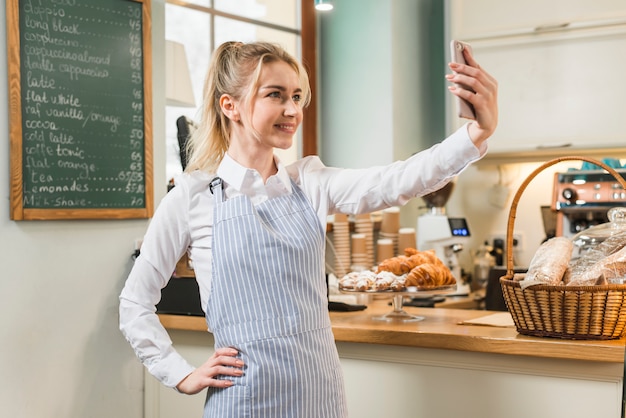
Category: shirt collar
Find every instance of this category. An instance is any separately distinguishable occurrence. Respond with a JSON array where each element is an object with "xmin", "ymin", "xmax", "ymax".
[
  {"xmin": 274, "ymin": 157, "xmax": 292, "ymax": 192},
  {"xmin": 216, "ymin": 153, "xmax": 292, "ymax": 195}
]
